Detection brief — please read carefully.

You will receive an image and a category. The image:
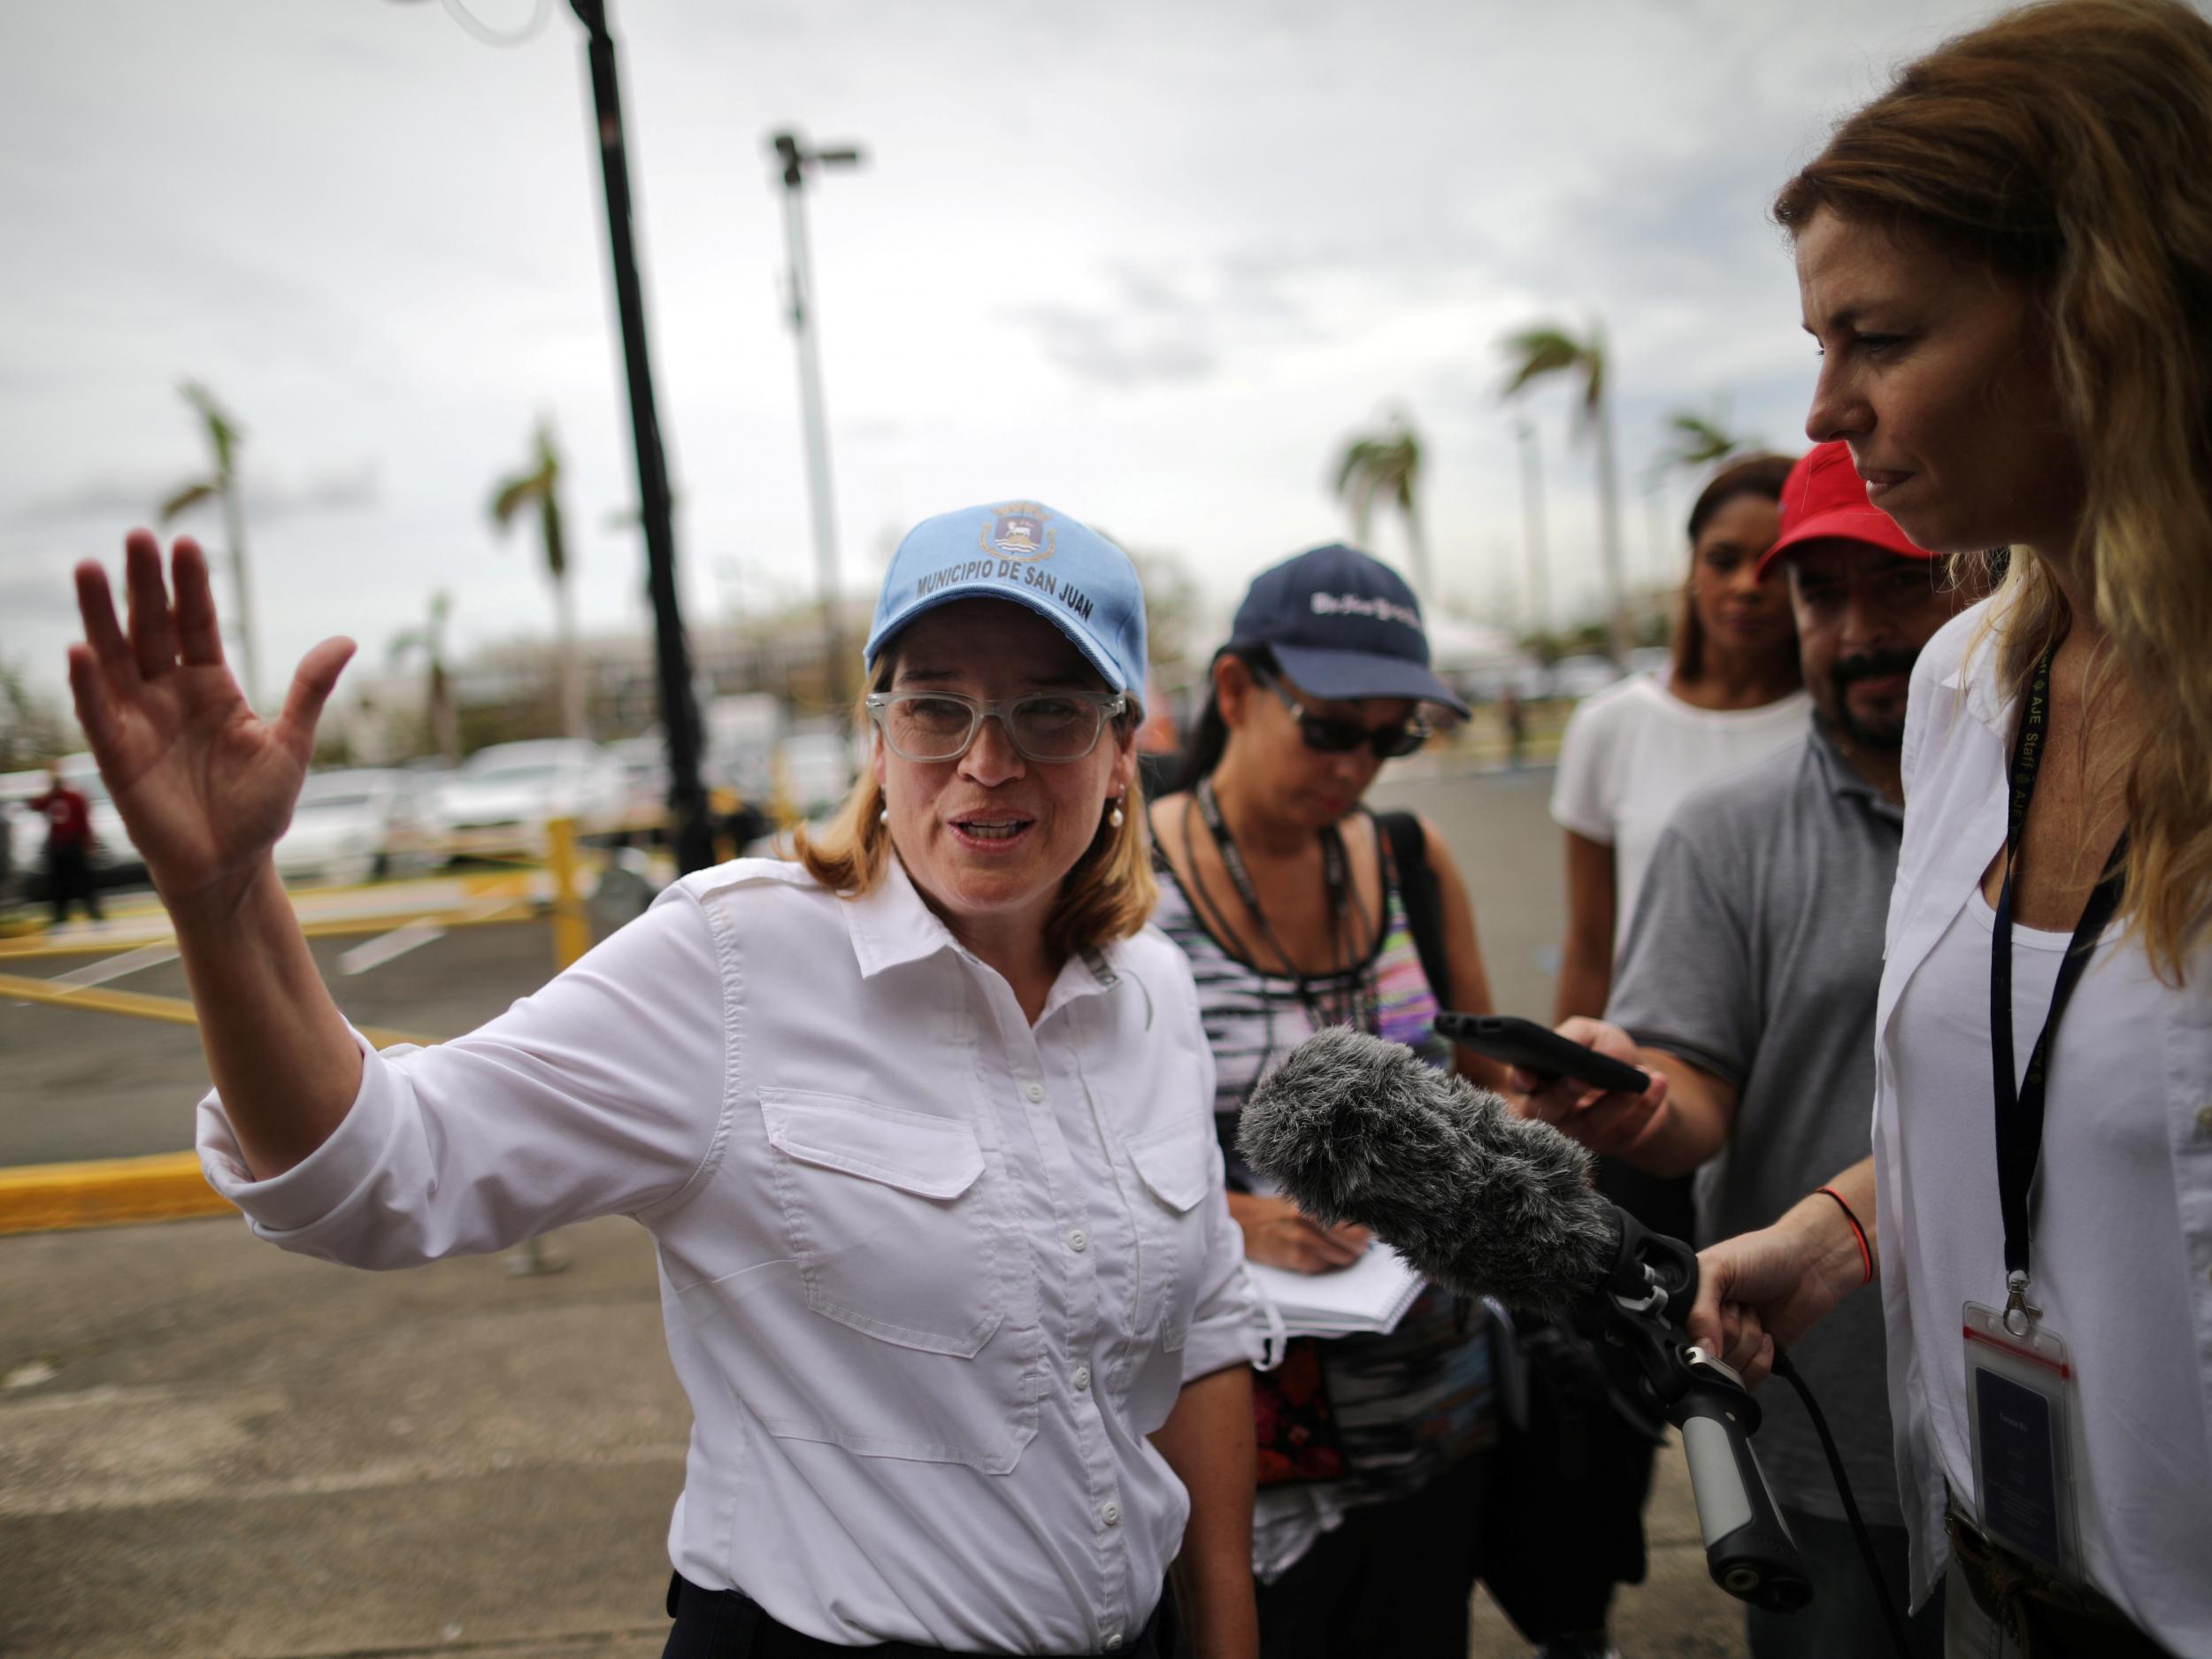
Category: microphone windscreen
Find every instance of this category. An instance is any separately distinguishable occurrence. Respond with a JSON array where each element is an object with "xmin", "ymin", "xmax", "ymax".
[{"xmin": 1238, "ymin": 1026, "xmax": 1621, "ymax": 1314}]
